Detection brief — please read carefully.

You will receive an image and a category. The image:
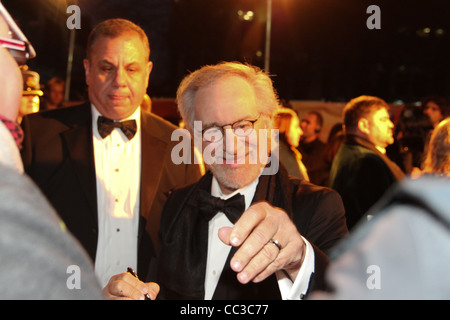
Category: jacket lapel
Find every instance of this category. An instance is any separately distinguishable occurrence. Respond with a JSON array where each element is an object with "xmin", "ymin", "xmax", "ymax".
[
  {"xmin": 61, "ymin": 103, "xmax": 97, "ymax": 216},
  {"xmin": 158, "ymin": 173, "xmax": 213, "ymax": 299},
  {"xmin": 212, "ymin": 169, "xmax": 289, "ymax": 299},
  {"xmin": 139, "ymin": 111, "xmax": 169, "ymax": 248}
]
